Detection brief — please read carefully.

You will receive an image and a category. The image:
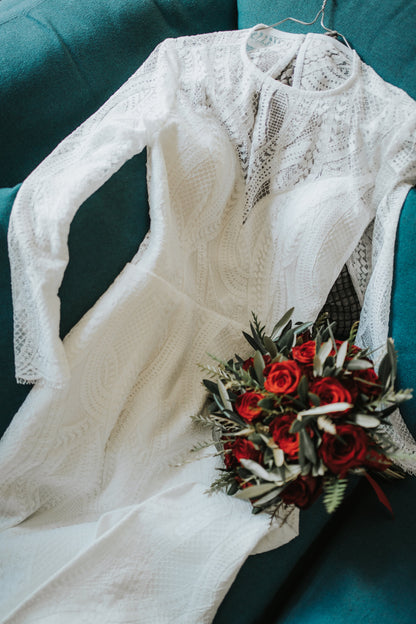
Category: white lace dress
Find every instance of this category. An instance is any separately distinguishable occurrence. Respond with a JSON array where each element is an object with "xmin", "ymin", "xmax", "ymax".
[{"xmin": 2, "ymin": 26, "xmax": 416, "ymax": 623}]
